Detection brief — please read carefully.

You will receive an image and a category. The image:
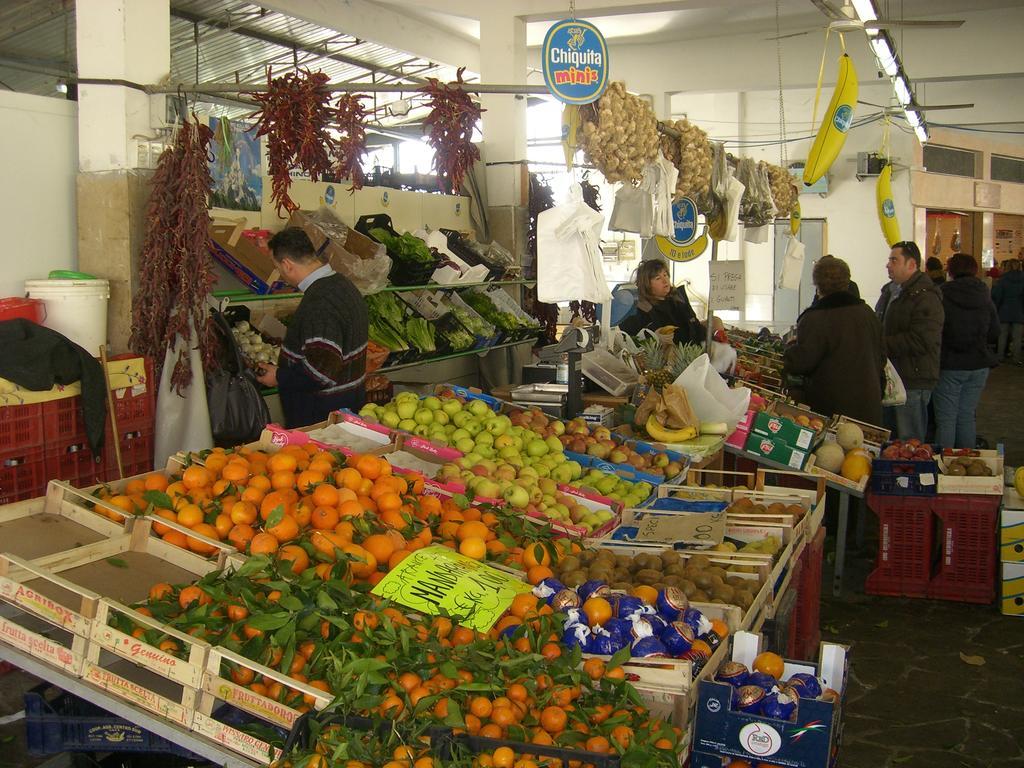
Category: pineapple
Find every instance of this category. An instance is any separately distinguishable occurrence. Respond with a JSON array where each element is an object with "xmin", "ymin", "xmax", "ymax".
[
  {"xmin": 671, "ymin": 342, "xmax": 702, "ymax": 379},
  {"xmin": 638, "ymin": 337, "xmax": 673, "ymax": 390}
]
